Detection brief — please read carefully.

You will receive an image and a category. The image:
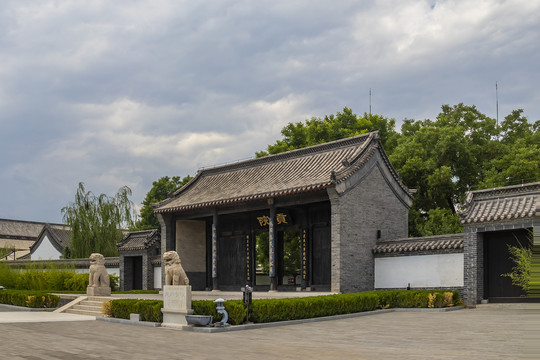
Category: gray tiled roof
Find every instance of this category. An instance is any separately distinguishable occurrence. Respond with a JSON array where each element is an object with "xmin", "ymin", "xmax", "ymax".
[
  {"xmin": 29, "ymin": 224, "xmax": 72, "ymax": 254},
  {"xmin": 117, "ymin": 229, "xmax": 160, "ymax": 251},
  {"xmin": 155, "ymin": 131, "xmax": 411, "ymax": 213},
  {"xmin": 0, "ymin": 218, "xmax": 61, "ymax": 240},
  {"xmin": 373, "ymin": 233, "xmax": 464, "ymax": 254},
  {"xmin": 460, "ymin": 182, "xmax": 539, "ymax": 225}
]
